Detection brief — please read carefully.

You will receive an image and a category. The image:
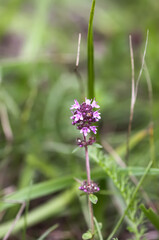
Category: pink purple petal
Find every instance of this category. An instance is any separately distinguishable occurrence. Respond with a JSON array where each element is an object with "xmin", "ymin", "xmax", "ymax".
[
  {"xmin": 85, "ymin": 98, "xmax": 91, "ymax": 105},
  {"xmin": 90, "ymin": 126, "xmax": 97, "ymax": 134},
  {"xmin": 91, "ymin": 99, "xmax": 100, "ymax": 108},
  {"xmin": 70, "ymin": 99, "xmax": 80, "ymax": 110}
]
